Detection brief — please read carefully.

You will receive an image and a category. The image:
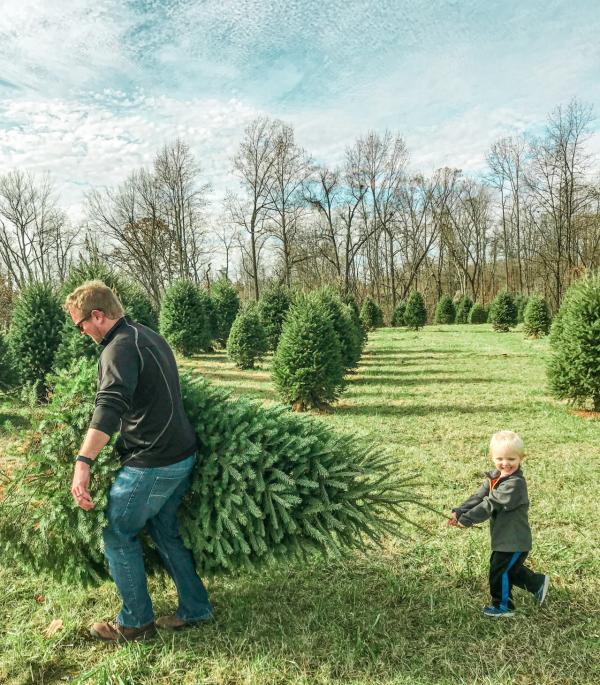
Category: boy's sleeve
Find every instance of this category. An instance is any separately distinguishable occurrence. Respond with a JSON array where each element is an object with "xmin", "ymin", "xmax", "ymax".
[
  {"xmin": 89, "ymin": 342, "xmax": 140, "ymax": 436},
  {"xmin": 458, "ymin": 478, "xmax": 528, "ymax": 527},
  {"xmin": 452, "ymin": 481, "xmax": 488, "ymax": 518}
]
